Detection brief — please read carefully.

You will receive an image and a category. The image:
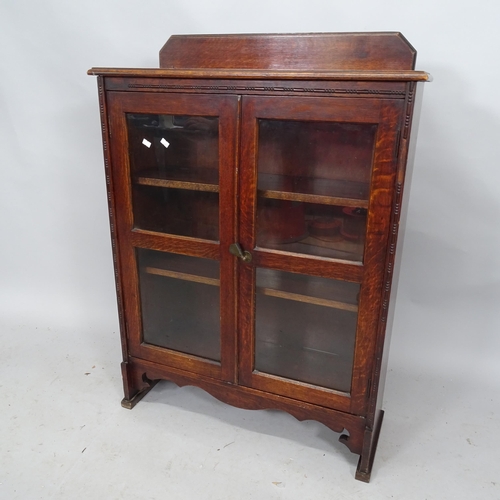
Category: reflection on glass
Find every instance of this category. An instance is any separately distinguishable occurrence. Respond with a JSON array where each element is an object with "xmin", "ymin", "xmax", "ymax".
[
  {"xmin": 127, "ymin": 114, "xmax": 219, "ymax": 240},
  {"xmin": 257, "ymin": 199, "xmax": 367, "ymax": 261},
  {"xmin": 256, "ymin": 119, "xmax": 375, "ymax": 261},
  {"xmin": 255, "ymin": 268, "xmax": 360, "ymax": 392},
  {"xmin": 133, "ymin": 187, "xmax": 219, "ymax": 240},
  {"xmin": 137, "ymin": 248, "xmax": 221, "ymax": 361}
]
